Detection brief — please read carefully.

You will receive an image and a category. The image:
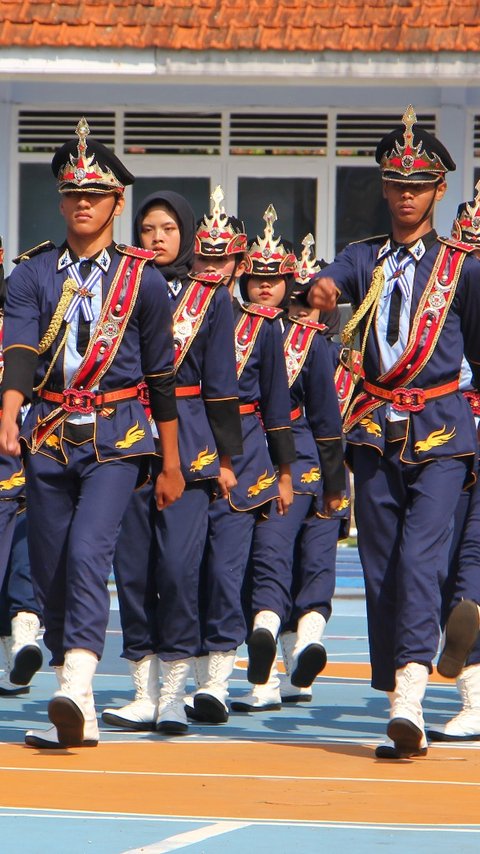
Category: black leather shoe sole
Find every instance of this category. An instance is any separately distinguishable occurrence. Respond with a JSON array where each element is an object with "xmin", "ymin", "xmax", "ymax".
[
  {"xmin": 193, "ymin": 693, "xmax": 228, "ymax": 723},
  {"xmin": 291, "ymin": 644, "xmax": 327, "ymax": 688},
  {"xmin": 375, "ymin": 742, "xmax": 428, "ymax": 759},
  {"xmin": 48, "ymin": 696, "xmax": 85, "ymax": 747},
  {"xmin": 10, "ymin": 645, "xmax": 43, "ymax": 686},
  {"xmin": 25, "ymin": 733, "xmax": 98, "ymax": 749},
  {"xmin": 281, "ymin": 693, "xmax": 312, "ymax": 704},
  {"xmin": 156, "ymin": 719, "xmax": 188, "ymax": 735},
  {"xmin": 101, "ymin": 711, "xmax": 156, "ymax": 731},
  {"xmin": 426, "ymin": 727, "xmax": 480, "ymax": 742},
  {"xmin": 230, "ymin": 699, "xmax": 281, "ymax": 712},
  {"xmin": 0, "ymin": 684, "xmax": 29, "ymax": 696},
  {"xmin": 387, "ymin": 717, "xmax": 423, "ymax": 757},
  {"xmin": 437, "ymin": 600, "xmax": 480, "ymax": 679},
  {"xmin": 247, "ymin": 629, "xmax": 277, "ymax": 684}
]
